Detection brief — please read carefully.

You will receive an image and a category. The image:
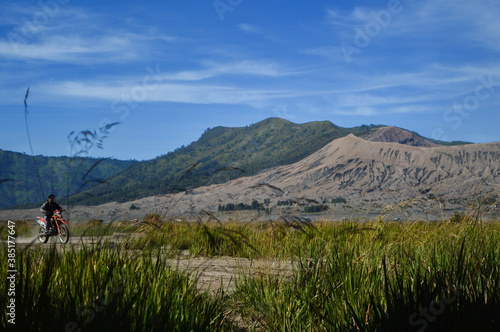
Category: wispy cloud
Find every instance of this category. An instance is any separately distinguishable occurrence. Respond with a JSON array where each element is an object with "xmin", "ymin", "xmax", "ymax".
[
  {"xmin": 238, "ymin": 23, "xmax": 262, "ymax": 34},
  {"xmin": 39, "ymin": 80, "xmax": 294, "ymax": 106},
  {"xmin": 0, "ymin": 5, "xmax": 177, "ymax": 64},
  {"xmin": 0, "ymin": 35, "xmax": 137, "ymax": 63},
  {"xmin": 338, "ymin": 0, "xmax": 500, "ymax": 51},
  {"xmin": 295, "ymin": 0, "xmax": 500, "ymax": 119},
  {"xmin": 1, "ymin": 0, "xmax": 499, "ymax": 160},
  {"xmin": 162, "ymin": 61, "xmax": 286, "ymax": 81}
]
